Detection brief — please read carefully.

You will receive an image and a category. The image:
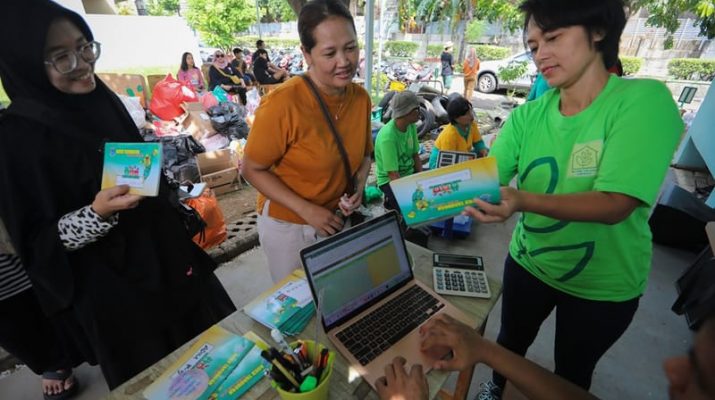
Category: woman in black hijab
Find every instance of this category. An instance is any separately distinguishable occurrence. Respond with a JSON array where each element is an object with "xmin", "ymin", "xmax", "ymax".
[{"xmin": 0, "ymin": 0, "xmax": 236, "ymax": 389}]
